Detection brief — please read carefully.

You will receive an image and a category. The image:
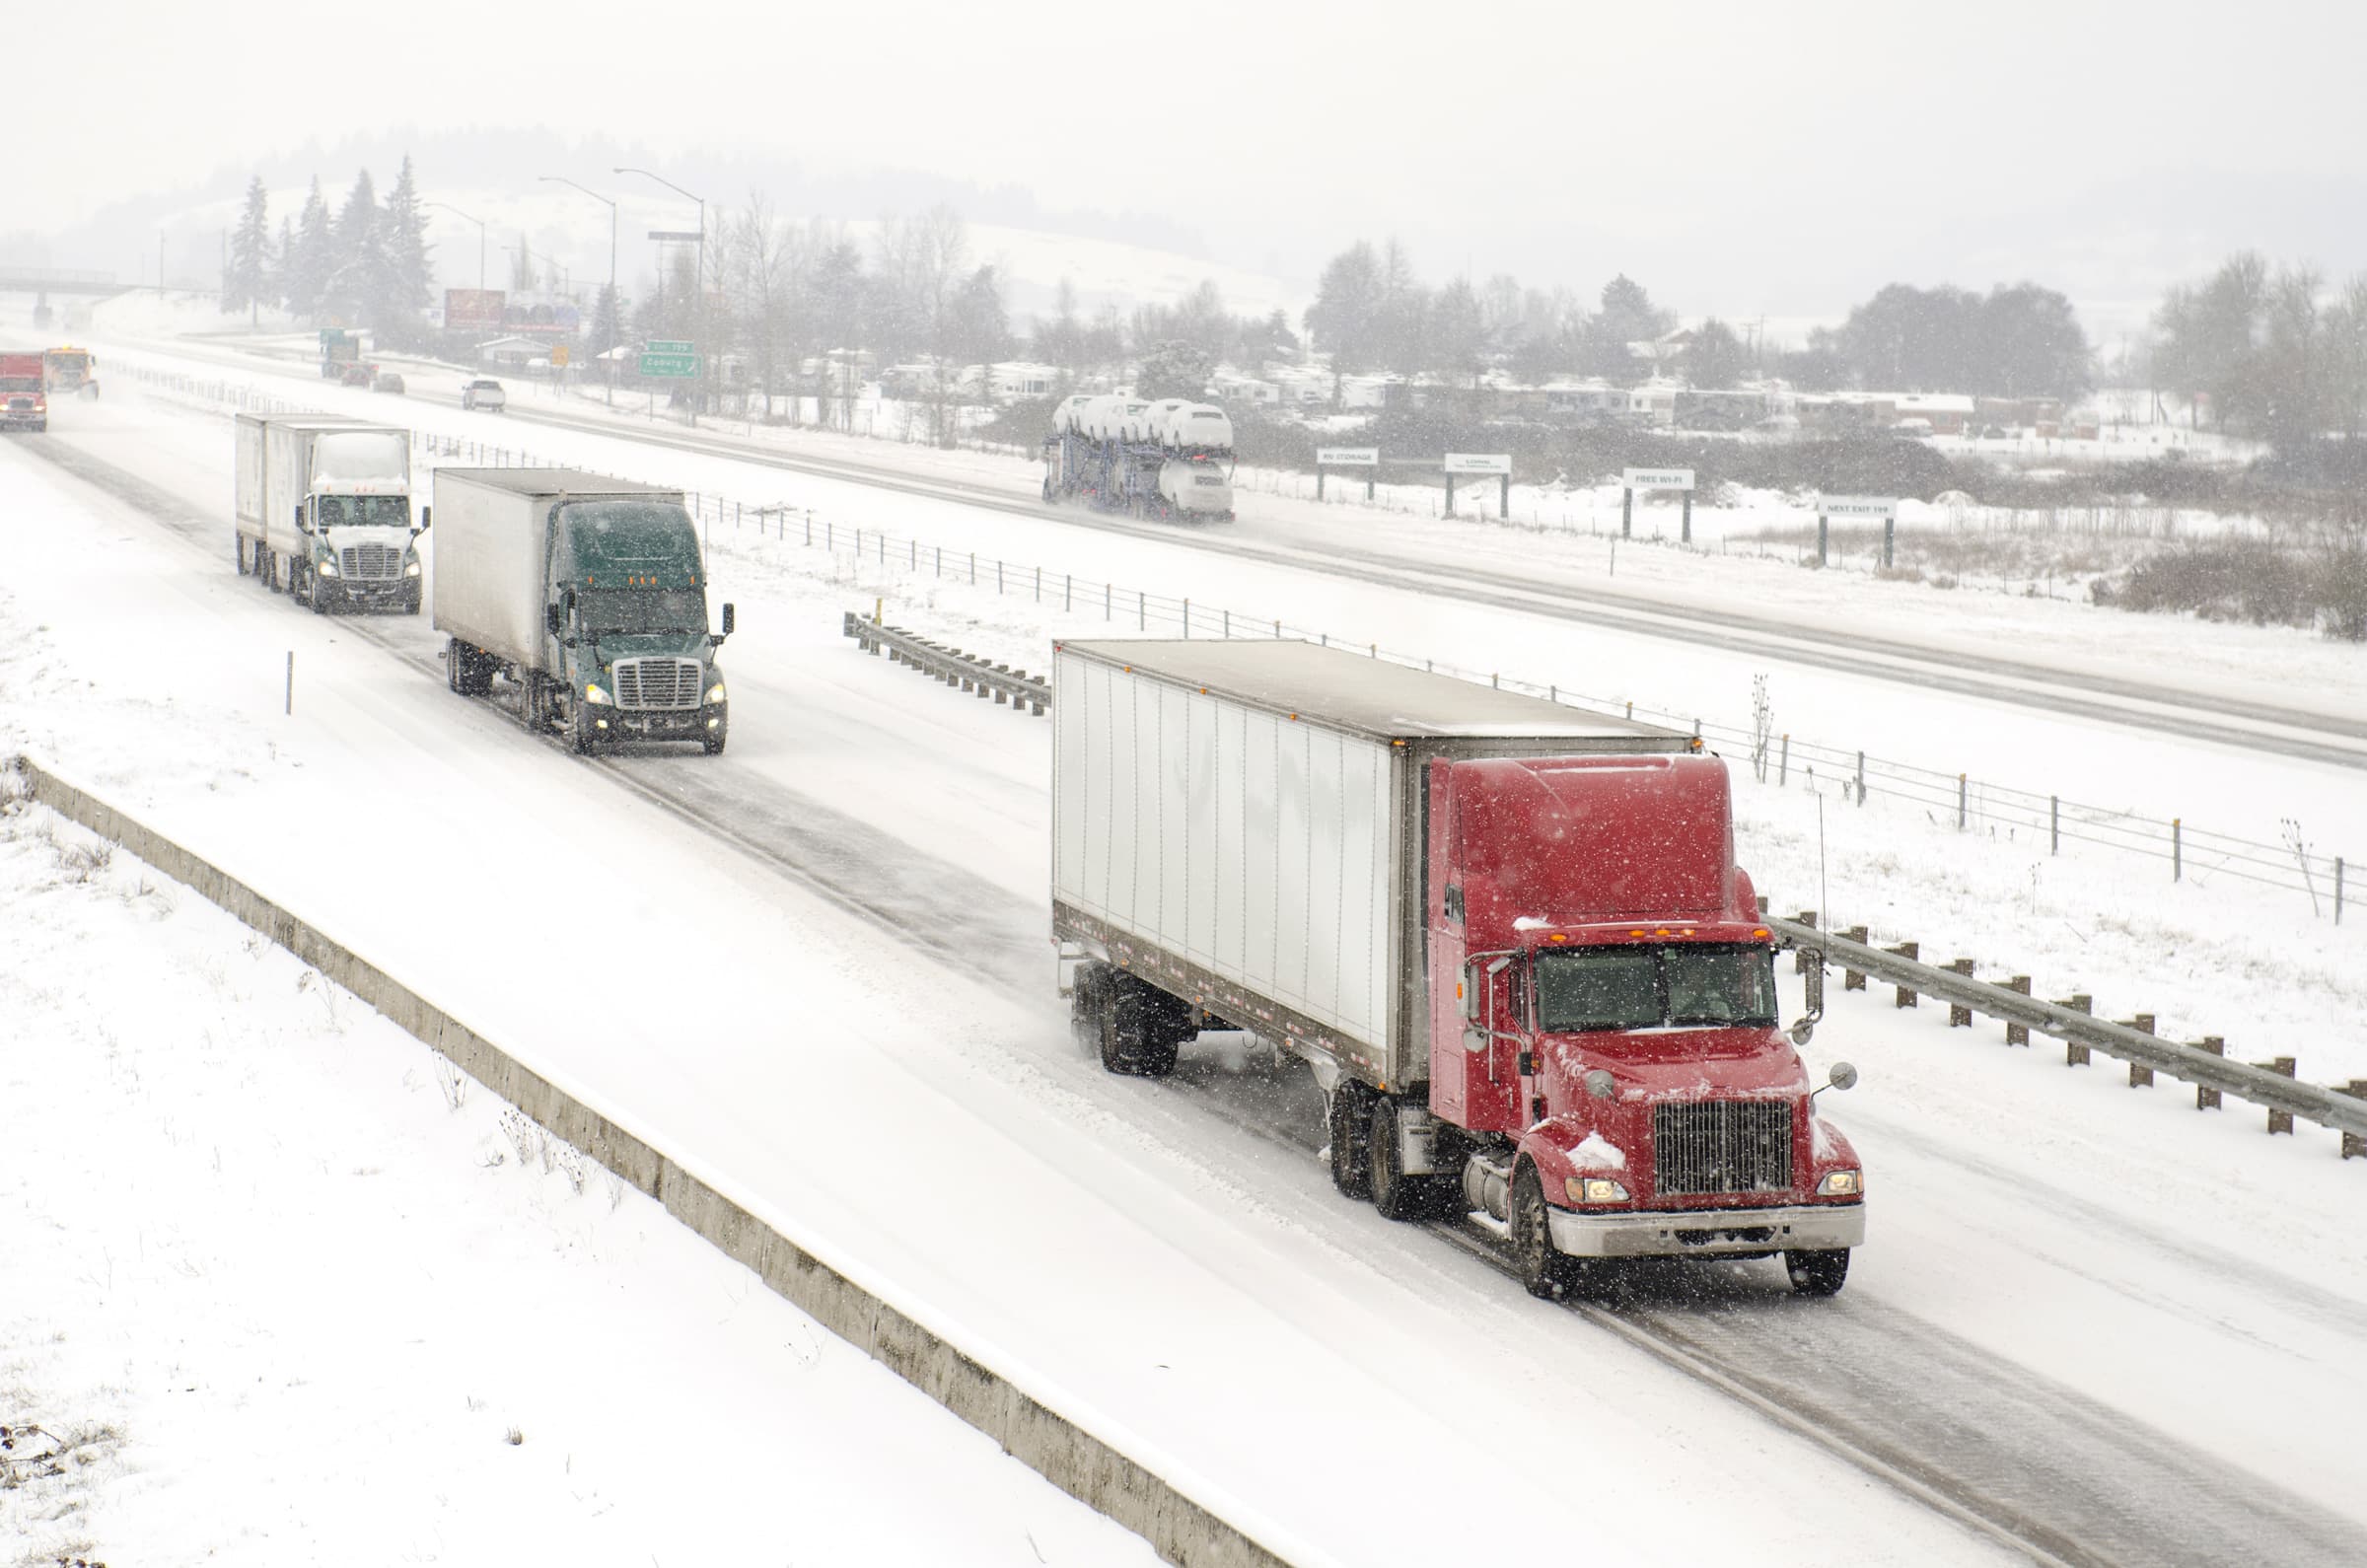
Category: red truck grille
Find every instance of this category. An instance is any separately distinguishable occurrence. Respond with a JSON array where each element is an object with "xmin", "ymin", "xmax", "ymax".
[{"xmin": 1652, "ymin": 1101, "xmax": 1792, "ymax": 1196}]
